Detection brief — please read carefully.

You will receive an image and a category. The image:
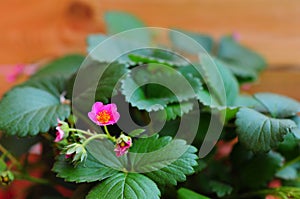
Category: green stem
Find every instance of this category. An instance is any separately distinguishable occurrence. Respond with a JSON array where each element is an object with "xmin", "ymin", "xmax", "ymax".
[
  {"xmin": 104, "ymin": 126, "xmax": 116, "ymax": 142},
  {"xmin": 69, "ymin": 128, "xmax": 94, "ymax": 136},
  {"xmin": 0, "ymin": 144, "xmax": 22, "ymax": 169},
  {"xmin": 279, "ymin": 156, "xmax": 300, "ymax": 171},
  {"xmin": 14, "ymin": 172, "xmax": 50, "ymax": 185},
  {"xmin": 82, "ymin": 134, "xmax": 108, "ymax": 147}
]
